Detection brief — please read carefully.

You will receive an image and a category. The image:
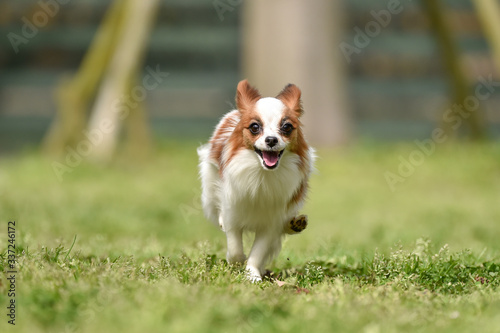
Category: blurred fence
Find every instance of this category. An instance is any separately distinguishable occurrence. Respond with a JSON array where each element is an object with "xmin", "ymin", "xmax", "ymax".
[{"xmin": 0, "ymin": 0, "xmax": 499, "ymax": 153}]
